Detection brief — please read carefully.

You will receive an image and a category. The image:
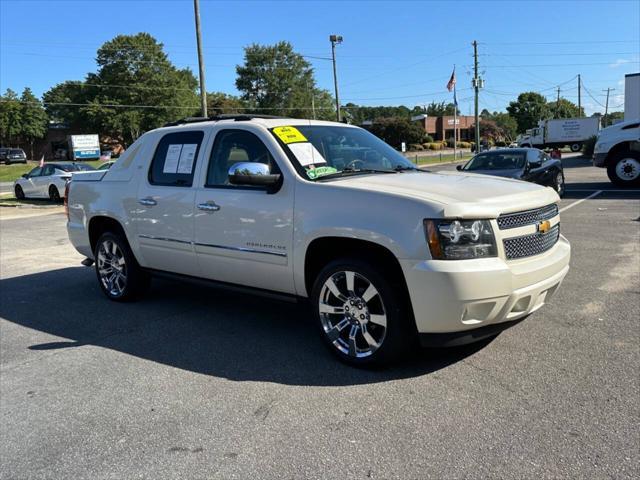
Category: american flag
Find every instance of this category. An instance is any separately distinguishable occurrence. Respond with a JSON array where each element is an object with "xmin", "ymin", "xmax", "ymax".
[
  {"xmin": 39, "ymin": 154, "xmax": 45, "ymax": 167},
  {"xmin": 446, "ymin": 68, "xmax": 456, "ymax": 92}
]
